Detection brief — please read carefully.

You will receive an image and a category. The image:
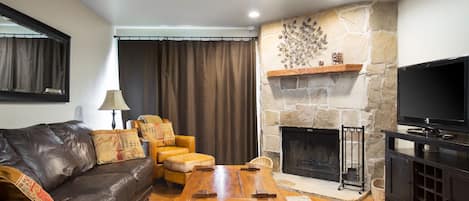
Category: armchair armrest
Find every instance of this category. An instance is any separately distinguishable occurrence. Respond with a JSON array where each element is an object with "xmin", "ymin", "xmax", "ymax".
[{"xmin": 175, "ymin": 135, "xmax": 195, "ymax": 153}]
